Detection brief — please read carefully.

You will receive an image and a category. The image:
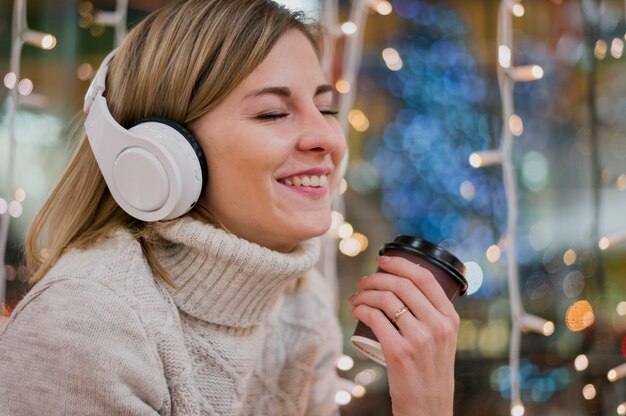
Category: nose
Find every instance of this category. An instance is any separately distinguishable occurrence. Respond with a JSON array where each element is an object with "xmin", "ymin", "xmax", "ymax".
[{"xmin": 296, "ymin": 106, "xmax": 345, "ymax": 156}]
